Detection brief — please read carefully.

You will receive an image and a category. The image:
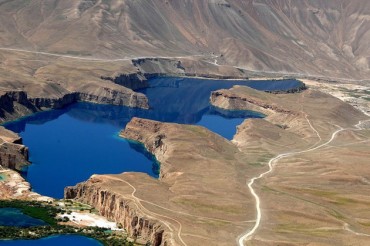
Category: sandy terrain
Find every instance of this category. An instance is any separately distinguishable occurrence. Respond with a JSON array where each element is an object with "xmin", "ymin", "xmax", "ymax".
[{"xmin": 59, "ymin": 211, "xmax": 122, "ymax": 230}]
